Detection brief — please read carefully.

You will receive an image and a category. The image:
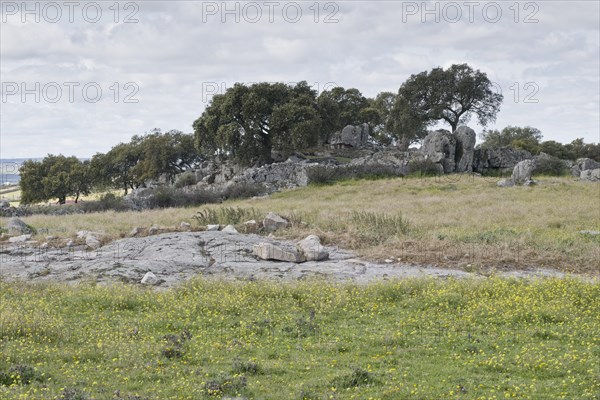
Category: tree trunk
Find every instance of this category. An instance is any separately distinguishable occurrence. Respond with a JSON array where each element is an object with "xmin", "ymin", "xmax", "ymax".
[{"xmin": 450, "ymin": 120, "xmax": 458, "ymax": 132}]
